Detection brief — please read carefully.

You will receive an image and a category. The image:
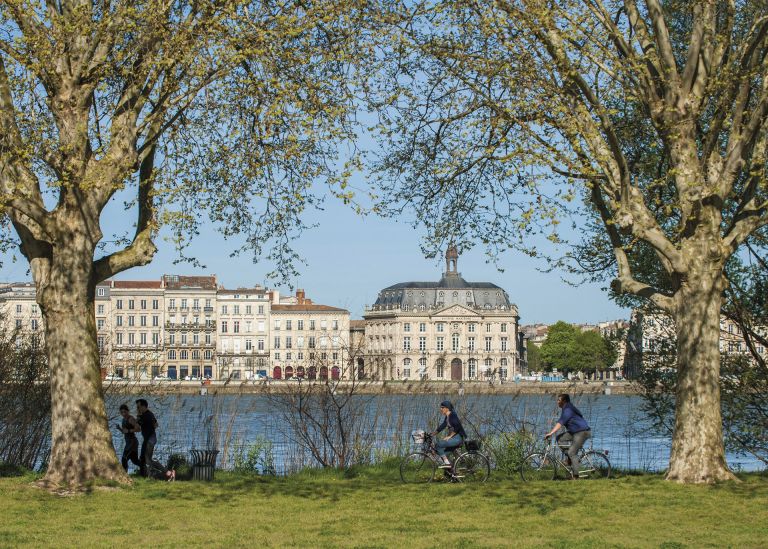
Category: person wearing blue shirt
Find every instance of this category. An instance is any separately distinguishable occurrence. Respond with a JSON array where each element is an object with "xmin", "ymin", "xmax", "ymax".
[
  {"xmin": 544, "ymin": 393, "xmax": 591, "ymax": 479},
  {"xmin": 431, "ymin": 400, "xmax": 467, "ymax": 468}
]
